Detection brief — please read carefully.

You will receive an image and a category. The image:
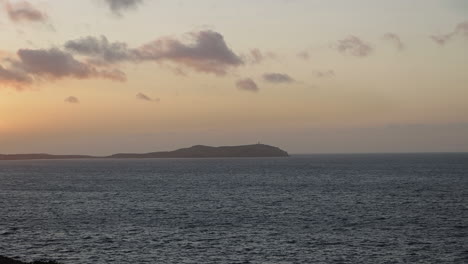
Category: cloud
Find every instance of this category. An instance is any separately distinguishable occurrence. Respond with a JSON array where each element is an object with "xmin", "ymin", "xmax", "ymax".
[
  {"xmin": 236, "ymin": 78, "xmax": 259, "ymax": 92},
  {"xmin": 0, "ymin": 48, "xmax": 126, "ymax": 89},
  {"xmin": 103, "ymin": 0, "xmax": 144, "ymax": 16},
  {"xmin": 454, "ymin": 21, "xmax": 468, "ymax": 35},
  {"xmin": 136, "ymin": 92, "xmax": 160, "ymax": 102},
  {"xmin": 17, "ymin": 48, "xmax": 125, "ymax": 81},
  {"xmin": 2, "ymin": 30, "xmax": 242, "ymax": 89},
  {"xmin": 65, "ymin": 35, "xmax": 134, "ymax": 65},
  {"xmin": 3, "ymin": 0, "xmax": 47, "ymax": 23},
  {"xmin": 0, "ymin": 65, "xmax": 32, "ymax": 89},
  {"xmin": 334, "ymin": 36, "xmax": 373, "ymax": 57},
  {"xmin": 137, "ymin": 30, "xmax": 243, "ymax": 75},
  {"xmin": 383, "ymin": 33, "xmax": 404, "ymax": 51},
  {"xmin": 64, "ymin": 96, "xmax": 80, "ymax": 104},
  {"xmin": 244, "ymin": 49, "xmax": 277, "ymax": 64},
  {"xmin": 313, "ymin": 70, "xmax": 335, "ymax": 78},
  {"xmin": 431, "ymin": 21, "xmax": 468, "ymax": 46},
  {"xmin": 97, "ymin": 69, "xmax": 126, "ymax": 82},
  {"xmin": 17, "ymin": 48, "xmax": 95, "ymax": 79},
  {"xmin": 297, "ymin": 51, "xmax": 310, "ymax": 60},
  {"xmin": 430, "ymin": 35, "xmax": 452, "ymax": 46},
  {"xmin": 66, "ymin": 30, "xmax": 243, "ymax": 76},
  {"xmin": 262, "ymin": 73, "xmax": 294, "ymax": 84}
]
